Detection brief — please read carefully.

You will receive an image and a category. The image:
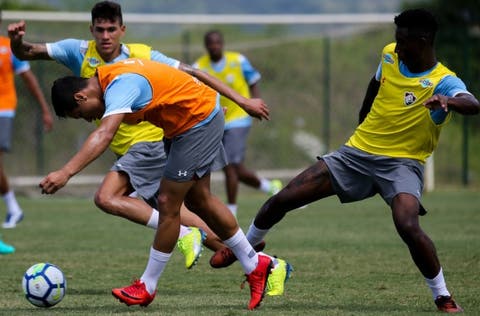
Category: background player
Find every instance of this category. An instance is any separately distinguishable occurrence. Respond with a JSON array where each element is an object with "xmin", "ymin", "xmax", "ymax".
[
  {"xmin": 0, "ymin": 10, "xmax": 53, "ymax": 234},
  {"xmin": 194, "ymin": 30, "xmax": 282, "ymax": 218}
]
